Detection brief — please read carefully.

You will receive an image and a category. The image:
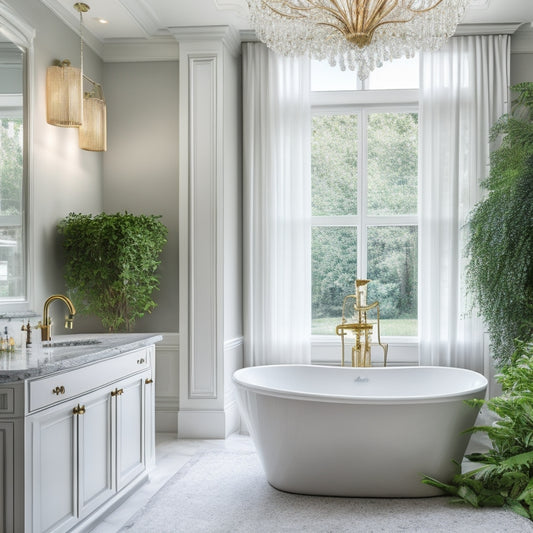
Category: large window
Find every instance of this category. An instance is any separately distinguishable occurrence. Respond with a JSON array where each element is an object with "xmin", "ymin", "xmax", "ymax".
[{"xmin": 311, "ymin": 59, "xmax": 419, "ymax": 349}]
